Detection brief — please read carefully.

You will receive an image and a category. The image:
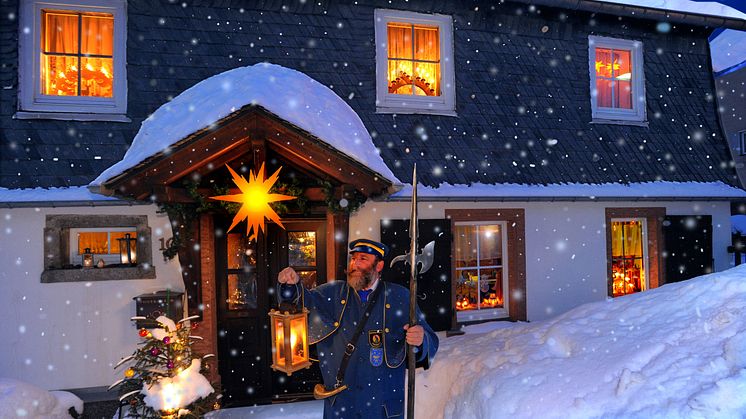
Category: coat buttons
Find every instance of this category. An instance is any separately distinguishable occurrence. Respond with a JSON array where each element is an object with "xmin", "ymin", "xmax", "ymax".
[
  {"xmin": 384, "ymin": 328, "xmax": 389, "ymax": 333},
  {"xmin": 334, "ymin": 322, "xmax": 339, "ymax": 327},
  {"xmin": 385, "ymin": 304, "xmax": 391, "ymax": 309},
  {"xmin": 341, "ymin": 299, "xmax": 346, "ymax": 305}
]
